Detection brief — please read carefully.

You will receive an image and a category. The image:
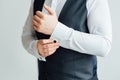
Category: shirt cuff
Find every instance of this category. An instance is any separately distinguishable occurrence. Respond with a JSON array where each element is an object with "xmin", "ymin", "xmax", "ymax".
[
  {"xmin": 50, "ymin": 22, "xmax": 73, "ymax": 43},
  {"xmin": 30, "ymin": 40, "xmax": 46, "ymax": 61}
]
